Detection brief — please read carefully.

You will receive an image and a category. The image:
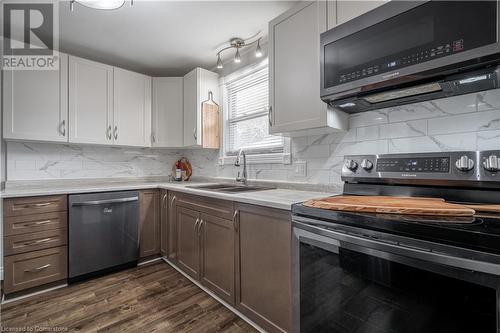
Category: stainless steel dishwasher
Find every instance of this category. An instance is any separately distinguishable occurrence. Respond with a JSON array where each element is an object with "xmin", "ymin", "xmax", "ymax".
[{"xmin": 69, "ymin": 191, "xmax": 139, "ymax": 282}]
